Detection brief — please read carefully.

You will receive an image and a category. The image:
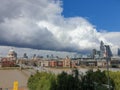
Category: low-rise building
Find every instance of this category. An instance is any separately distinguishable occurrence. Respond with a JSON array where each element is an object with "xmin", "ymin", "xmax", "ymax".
[
  {"xmin": 97, "ymin": 59, "xmax": 110, "ymax": 67},
  {"xmin": 57, "ymin": 60, "xmax": 63, "ymax": 67},
  {"xmin": 1, "ymin": 57, "xmax": 16, "ymax": 67},
  {"xmin": 40, "ymin": 60, "xmax": 49, "ymax": 67},
  {"xmin": 49, "ymin": 60, "xmax": 57, "ymax": 67},
  {"xmin": 63, "ymin": 57, "xmax": 71, "ymax": 68}
]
